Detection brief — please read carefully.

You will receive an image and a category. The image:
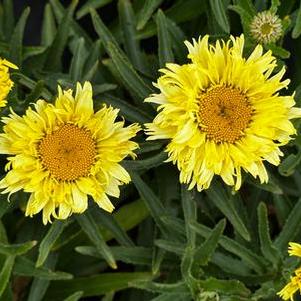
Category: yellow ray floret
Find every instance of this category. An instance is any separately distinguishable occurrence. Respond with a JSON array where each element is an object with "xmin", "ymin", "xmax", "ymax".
[
  {"xmin": 278, "ymin": 242, "xmax": 301, "ymax": 300},
  {"xmin": 145, "ymin": 35, "xmax": 301, "ymax": 191},
  {"xmin": 0, "ymin": 58, "xmax": 17, "ymax": 108},
  {"xmin": 0, "ymin": 82, "xmax": 140, "ymax": 224}
]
